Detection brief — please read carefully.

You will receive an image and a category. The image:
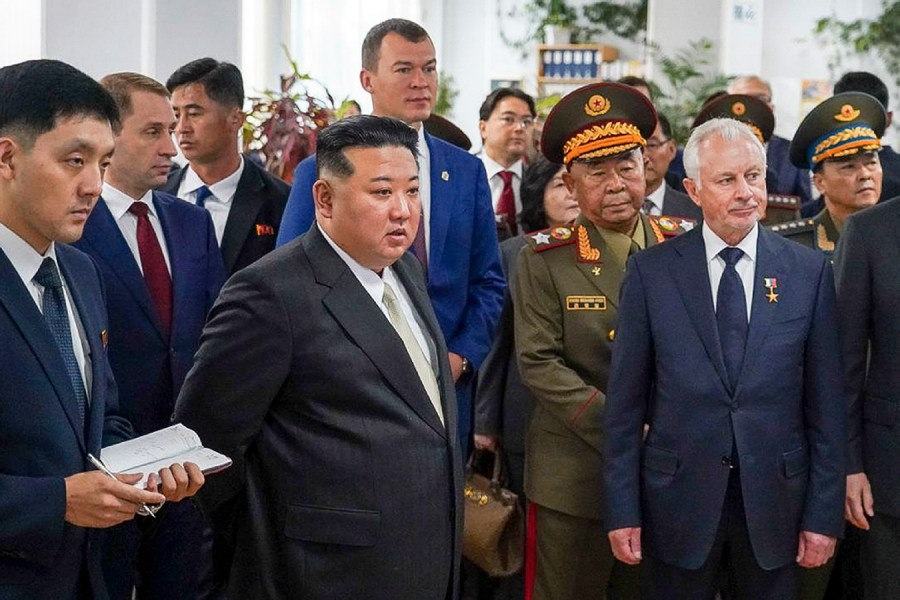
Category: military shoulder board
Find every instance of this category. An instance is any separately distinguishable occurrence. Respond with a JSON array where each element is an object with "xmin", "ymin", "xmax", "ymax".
[
  {"xmin": 769, "ymin": 218, "xmax": 815, "ymax": 235},
  {"xmin": 648, "ymin": 215, "xmax": 696, "ymax": 241},
  {"xmin": 525, "ymin": 225, "xmax": 577, "ymax": 252}
]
